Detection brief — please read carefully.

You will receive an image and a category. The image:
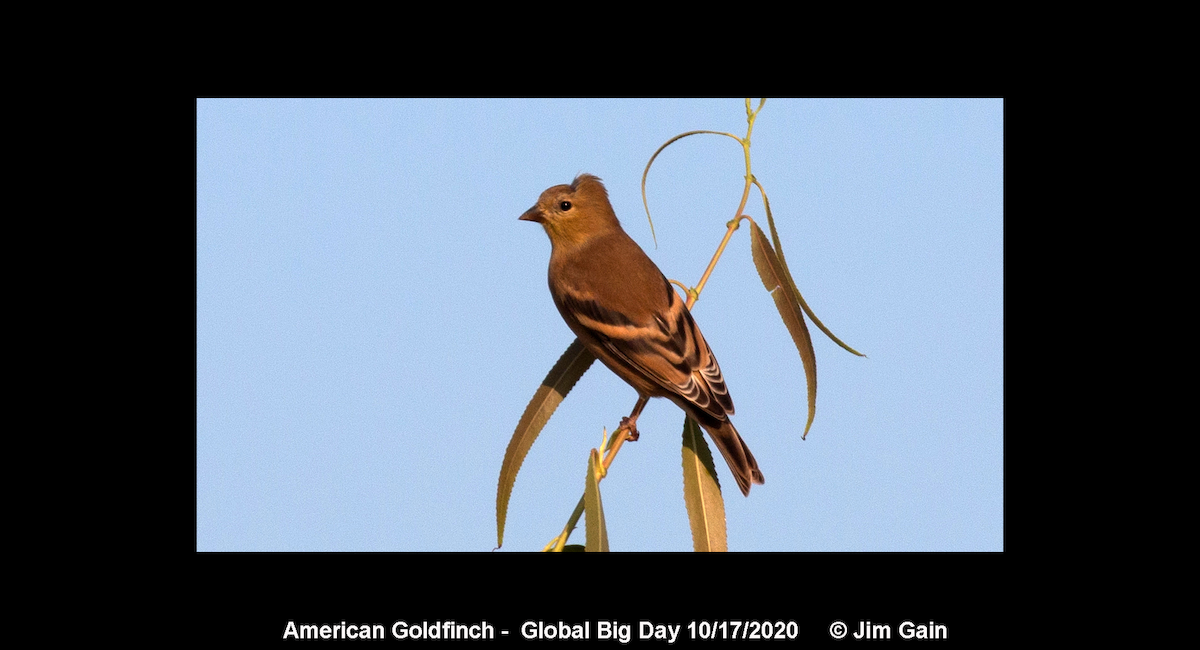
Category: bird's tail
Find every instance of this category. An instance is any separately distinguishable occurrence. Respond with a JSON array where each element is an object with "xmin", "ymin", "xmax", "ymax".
[{"xmin": 701, "ymin": 419, "xmax": 765, "ymax": 497}]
